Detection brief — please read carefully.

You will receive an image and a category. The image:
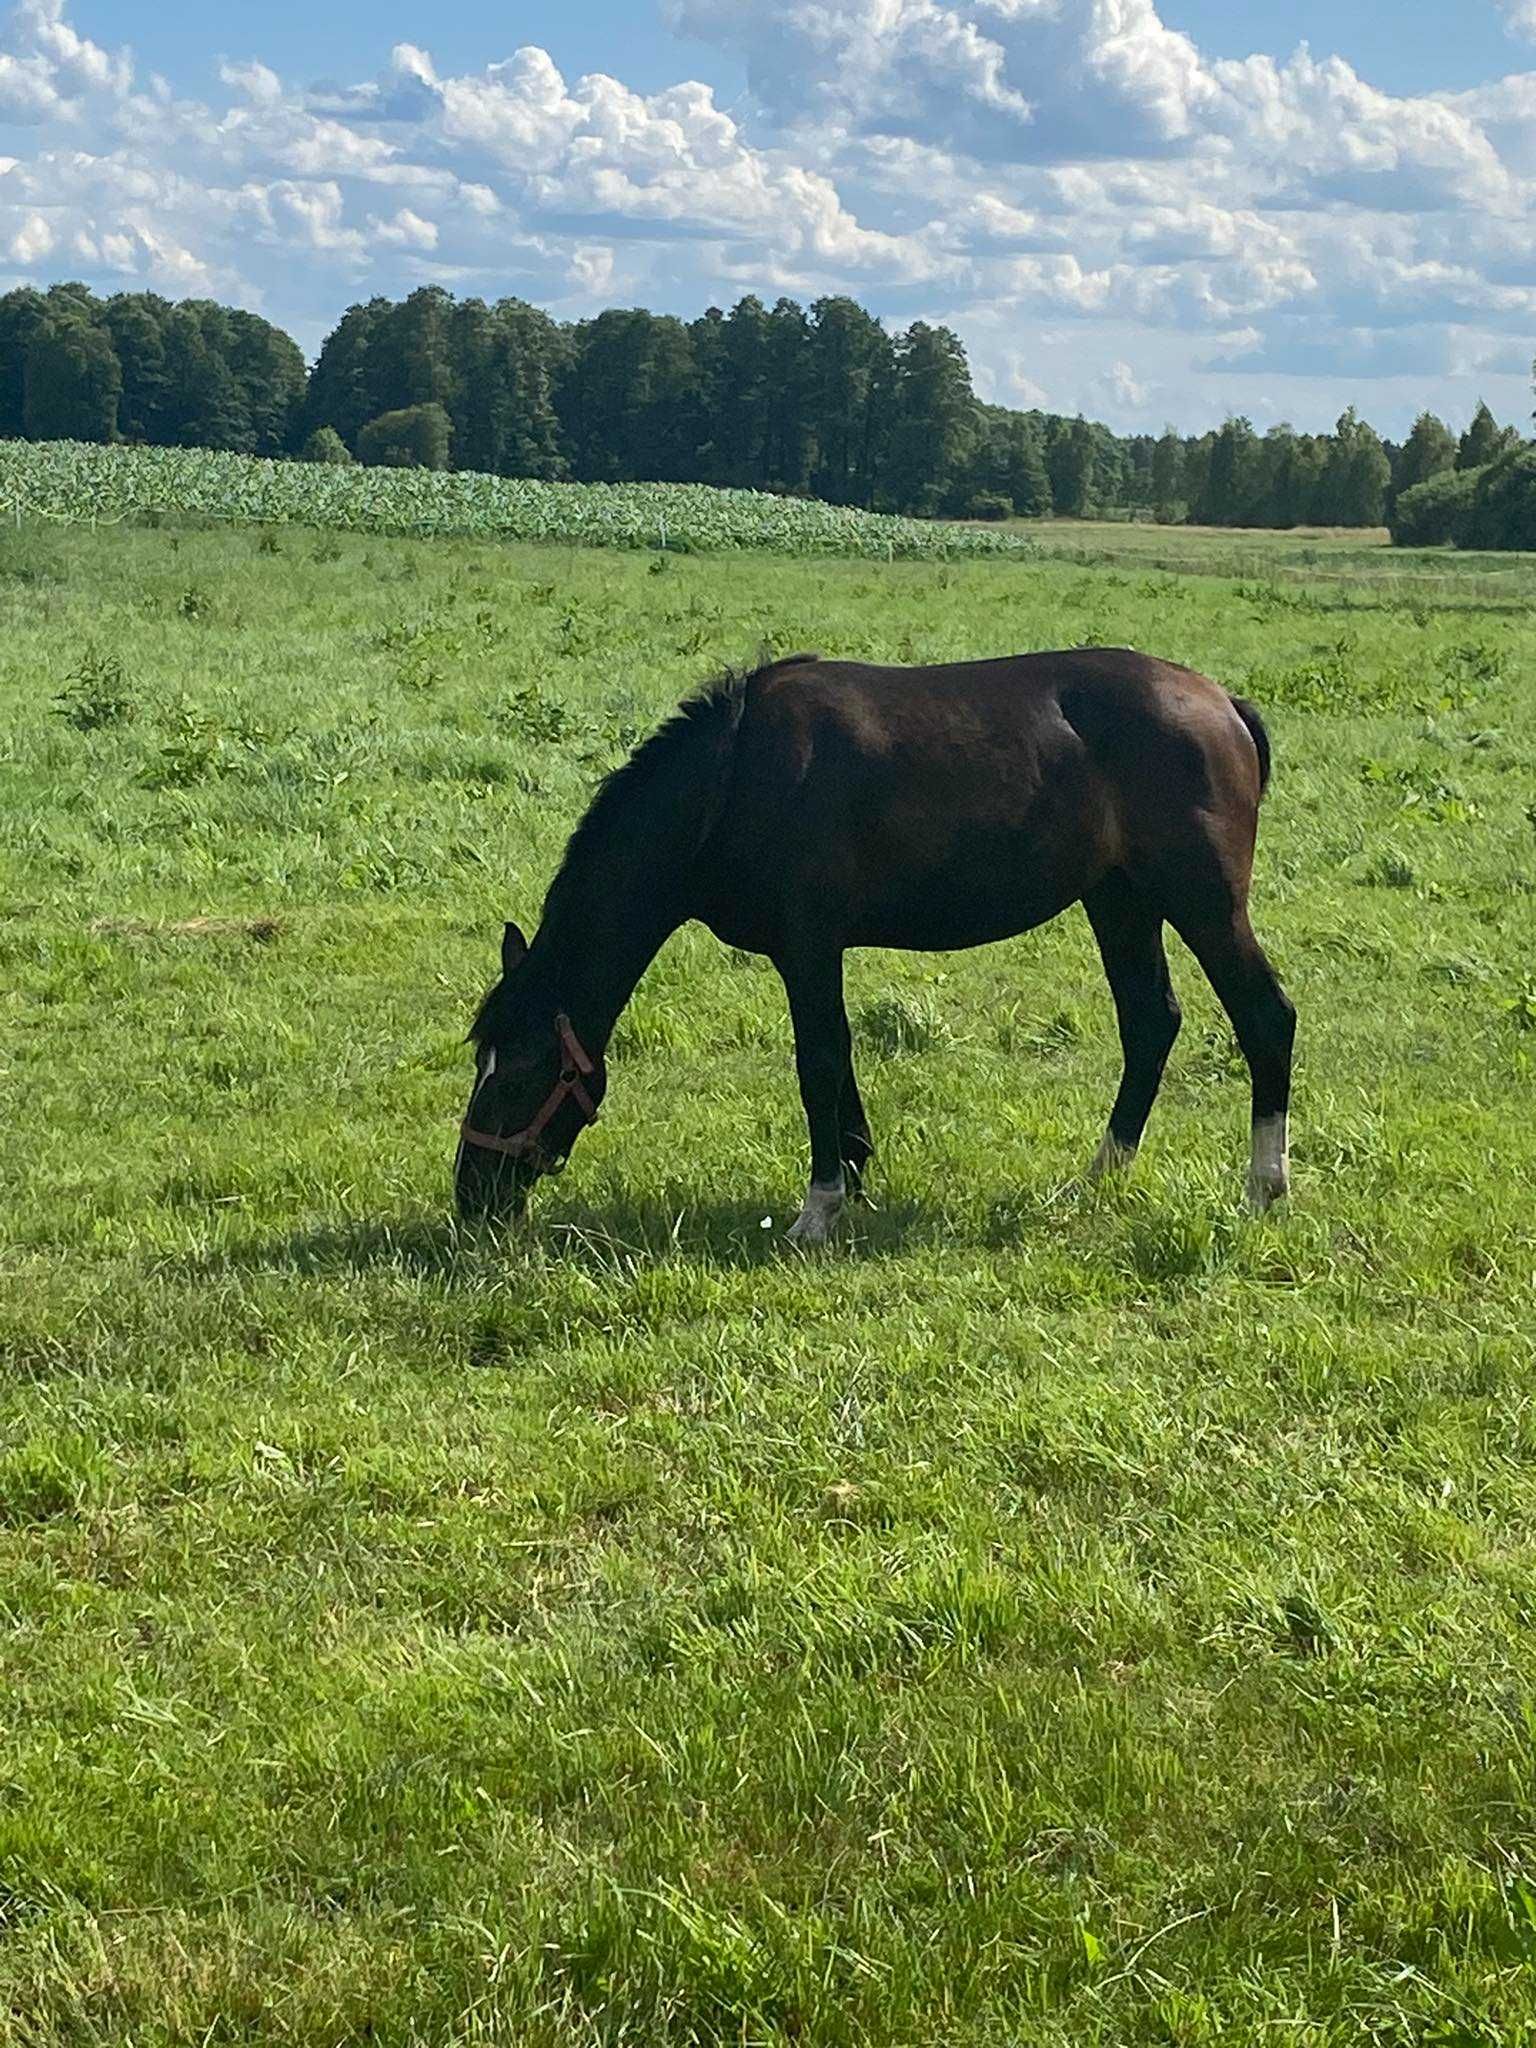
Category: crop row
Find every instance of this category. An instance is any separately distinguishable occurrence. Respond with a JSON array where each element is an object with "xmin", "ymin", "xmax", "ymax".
[{"xmin": 0, "ymin": 440, "xmax": 1040, "ymax": 563}]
